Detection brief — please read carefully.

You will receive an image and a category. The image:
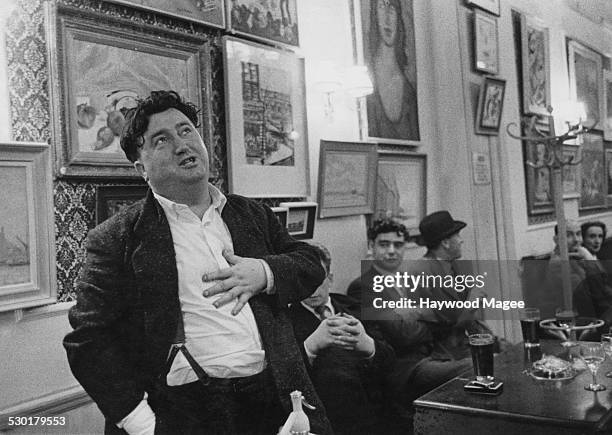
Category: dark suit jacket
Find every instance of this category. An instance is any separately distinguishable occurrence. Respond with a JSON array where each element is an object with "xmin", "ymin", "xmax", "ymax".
[
  {"xmin": 288, "ymin": 293, "xmax": 394, "ymax": 435},
  {"xmin": 63, "ymin": 190, "xmax": 332, "ymax": 434}
]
